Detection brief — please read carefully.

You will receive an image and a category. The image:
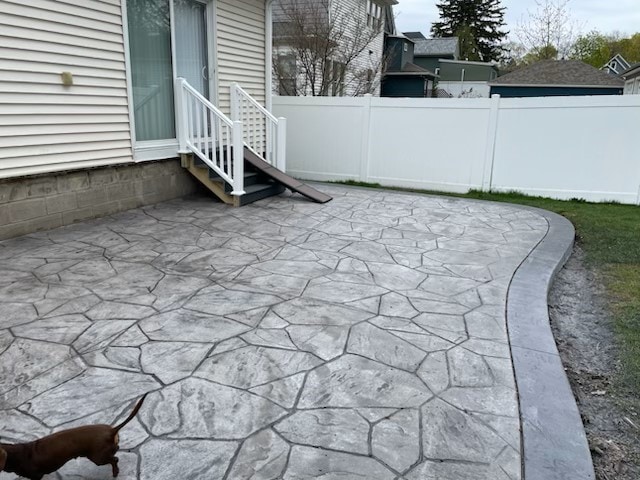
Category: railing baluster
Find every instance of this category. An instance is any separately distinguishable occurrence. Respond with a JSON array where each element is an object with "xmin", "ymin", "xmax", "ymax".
[
  {"xmin": 209, "ymin": 108, "xmax": 215, "ymax": 164},
  {"xmin": 217, "ymin": 116, "xmax": 223, "ymax": 170},
  {"xmin": 260, "ymin": 116, "xmax": 265, "ymax": 158},
  {"xmin": 204, "ymin": 103, "xmax": 209, "ymax": 161},
  {"xmin": 187, "ymin": 94, "xmax": 193, "ymax": 145},
  {"xmin": 198, "ymin": 97, "xmax": 202, "ymax": 150}
]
